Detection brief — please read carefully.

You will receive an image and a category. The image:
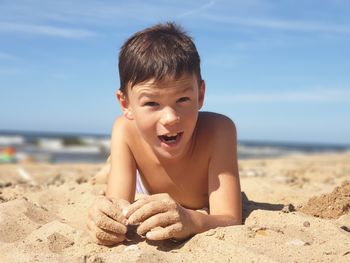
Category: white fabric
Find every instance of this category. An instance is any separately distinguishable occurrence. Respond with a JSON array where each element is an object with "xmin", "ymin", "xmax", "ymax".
[{"xmin": 135, "ymin": 171, "xmax": 149, "ymax": 195}]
